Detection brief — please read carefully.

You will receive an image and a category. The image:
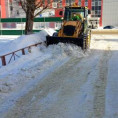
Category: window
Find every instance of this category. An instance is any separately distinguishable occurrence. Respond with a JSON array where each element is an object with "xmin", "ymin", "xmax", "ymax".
[
  {"xmin": 78, "ymin": 2, "xmax": 81, "ymax": 6},
  {"xmin": 91, "ymin": 0, "xmax": 101, "ymax": 18},
  {"xmin": 92, "ymin": 6, "xmax": 95, "ymax": 10},
  {"xmin": 85, "ymin": 2, "xmax": 88, "ymax": 6},
  {"xmin": 98, "ymin": 1, "xmax": 101, "ymax": 6},
  {"xmin": 92, "ymin": 2, "xmax": 95, "ymax": 6},
  {"xmin": 95, "ymin": 2, "xmax": 98, "ymax": 6}
]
